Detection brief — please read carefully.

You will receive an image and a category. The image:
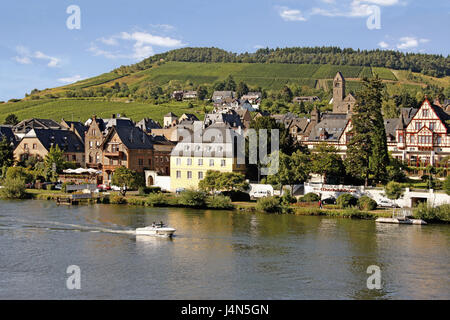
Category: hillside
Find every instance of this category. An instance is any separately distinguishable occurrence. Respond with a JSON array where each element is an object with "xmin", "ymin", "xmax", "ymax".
[{"xmin": 2, "ymin": 47, "xmax": 449, "ymax": 124}]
